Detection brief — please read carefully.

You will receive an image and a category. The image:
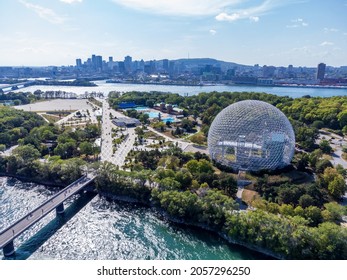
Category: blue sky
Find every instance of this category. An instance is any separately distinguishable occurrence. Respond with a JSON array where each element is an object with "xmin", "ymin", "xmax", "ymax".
[{"xmin": 0, "ymin": 0, "xmax": 346, "ymax": 67}]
